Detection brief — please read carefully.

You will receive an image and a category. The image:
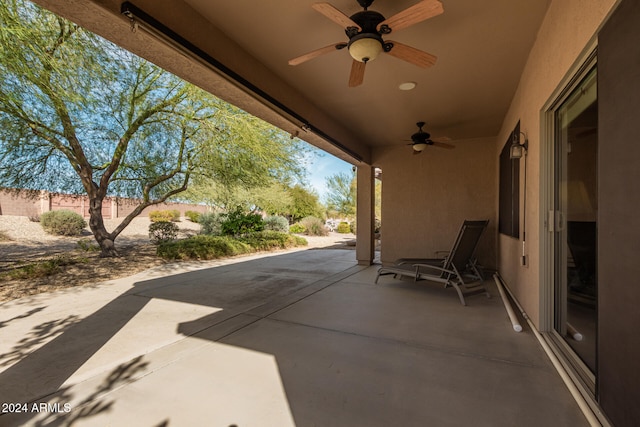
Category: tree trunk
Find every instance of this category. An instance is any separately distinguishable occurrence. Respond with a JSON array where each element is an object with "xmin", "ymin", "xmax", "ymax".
[{"xmin": 88, "ymin": 196, "xmax": 118, "ymax": 257}]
